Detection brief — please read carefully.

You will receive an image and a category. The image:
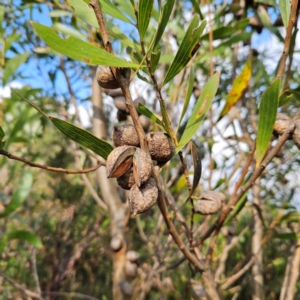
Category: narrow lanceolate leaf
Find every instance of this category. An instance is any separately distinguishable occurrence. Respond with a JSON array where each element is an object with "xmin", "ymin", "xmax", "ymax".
[
  {"xmin": 274, "ymin": 232, "xmax": 300, "ymax": 240},
  {"xmin": 178, "ymin": 68, "xmax": 195, "ymax": 127},
  {"xmin": 150, "ymin": 50, "xmax": 161, "ymax": 72},
  {"xmin": 153, "ymin": 0, "xmax": 175, "ymax": 49},
  {"xmin": 279, "ymin": 90, "xmax": 294, "ymax": 107},
  {"xmin": 218, "ymin": 56, "xmax": 252, "ymax": 121},
  {"xmin": 256, "ymin": 79, "xmax": 280, "ymax": 167},
  {"xmin": 31, "ymin": 22, "xmax": 139, "ymax": 68},
  {"xmin": 0, "ymin": 125, "xmax": 5, "ymax": 149},
  {"xmin": 190, "ymin": 0, "xmax": 204, "ymax": 19},
  {"xmin": 100, "ymin": 0, "xmax": 133, "ymax": 24},
  {"xmin": 176, "ymin": 72, "xmax": 220, "ymax": 153},
  {"xmin": 138, "ymin": 0, "xmax": 154, "ymax": 40},
  {"xmin": 190, "ymin": 142, "xmax": 202, "ymax": 194},
  {"xmin": 163, "ymin": 16, "xmax": 206, "ymax": 86},
  {"xmin": 224, "ymin": 192, "xmax": 248, "ymax": 225},
  {"xmin": 50, "ymin": 117, "xmax": 113, "ymax": 160},
  {"xmin": 6, "ymin": 230, "xmax": 42, "ymax": 248},
  {"xmin": 0, "ymin": 5, "xmax": 4, "ymax": 36},
  {"xmin": 3, "ymin": 52, "xmax": 30, "ymax": 85},
  {"xmin": 0, "ymin": 171, "xmax": 33, "ymax": 218},
  {"xmin": 137, "ymin": 103, "xmax": 164, "ymax": 127},
  {"xmin": 279, "ymin": 0, "xmax": 291, "ymax": 28}
]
